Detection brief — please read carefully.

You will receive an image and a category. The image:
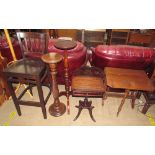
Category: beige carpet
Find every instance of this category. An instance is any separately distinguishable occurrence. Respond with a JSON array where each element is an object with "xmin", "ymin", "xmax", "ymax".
[{"xmin": 0, "ymin": 85, "xmax": 155, "ymax": 126}]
